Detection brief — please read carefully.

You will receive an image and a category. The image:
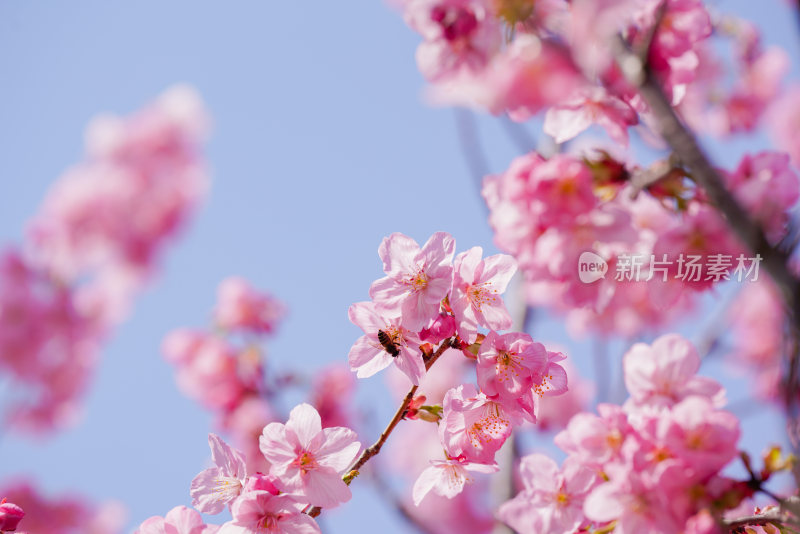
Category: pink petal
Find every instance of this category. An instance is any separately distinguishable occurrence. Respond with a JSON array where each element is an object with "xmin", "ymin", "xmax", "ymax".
[
  {"xmin": 302, "ymin": 467, "xmax": 352, "ymax": 508},
  {"xmin": 286, "ymin": 403, "xmax": 322, "ymax": 449},
  {"xmin": 317, "ymin": 427, "xmax": 361, "ymax": 472}
]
